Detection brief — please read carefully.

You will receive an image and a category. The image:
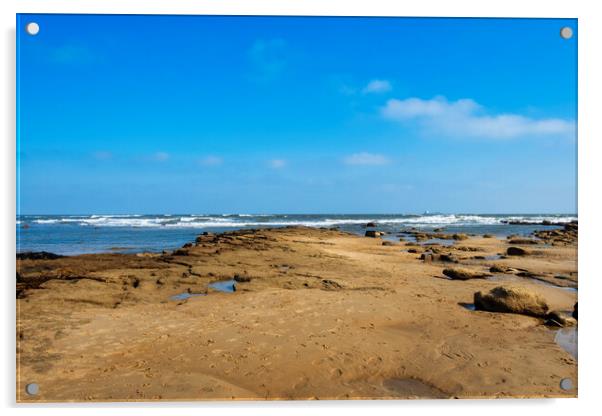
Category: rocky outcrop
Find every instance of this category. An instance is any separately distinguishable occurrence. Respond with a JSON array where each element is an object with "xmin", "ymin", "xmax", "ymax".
[
  {"xmin": 474, "ymin": 286, "xmax": 549, "ymax": 317},
  {"xmin": 16, "ymin": 251, "xmax": 64, "ymax": 260}
]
